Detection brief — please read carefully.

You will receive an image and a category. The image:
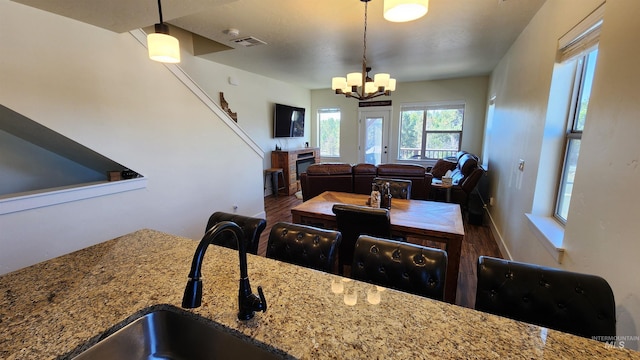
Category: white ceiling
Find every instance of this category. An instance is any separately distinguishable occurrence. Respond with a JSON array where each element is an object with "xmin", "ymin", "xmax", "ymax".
[{"xmin": 12, "ymin": 0, "xmax": 546, "ymax": 90}]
